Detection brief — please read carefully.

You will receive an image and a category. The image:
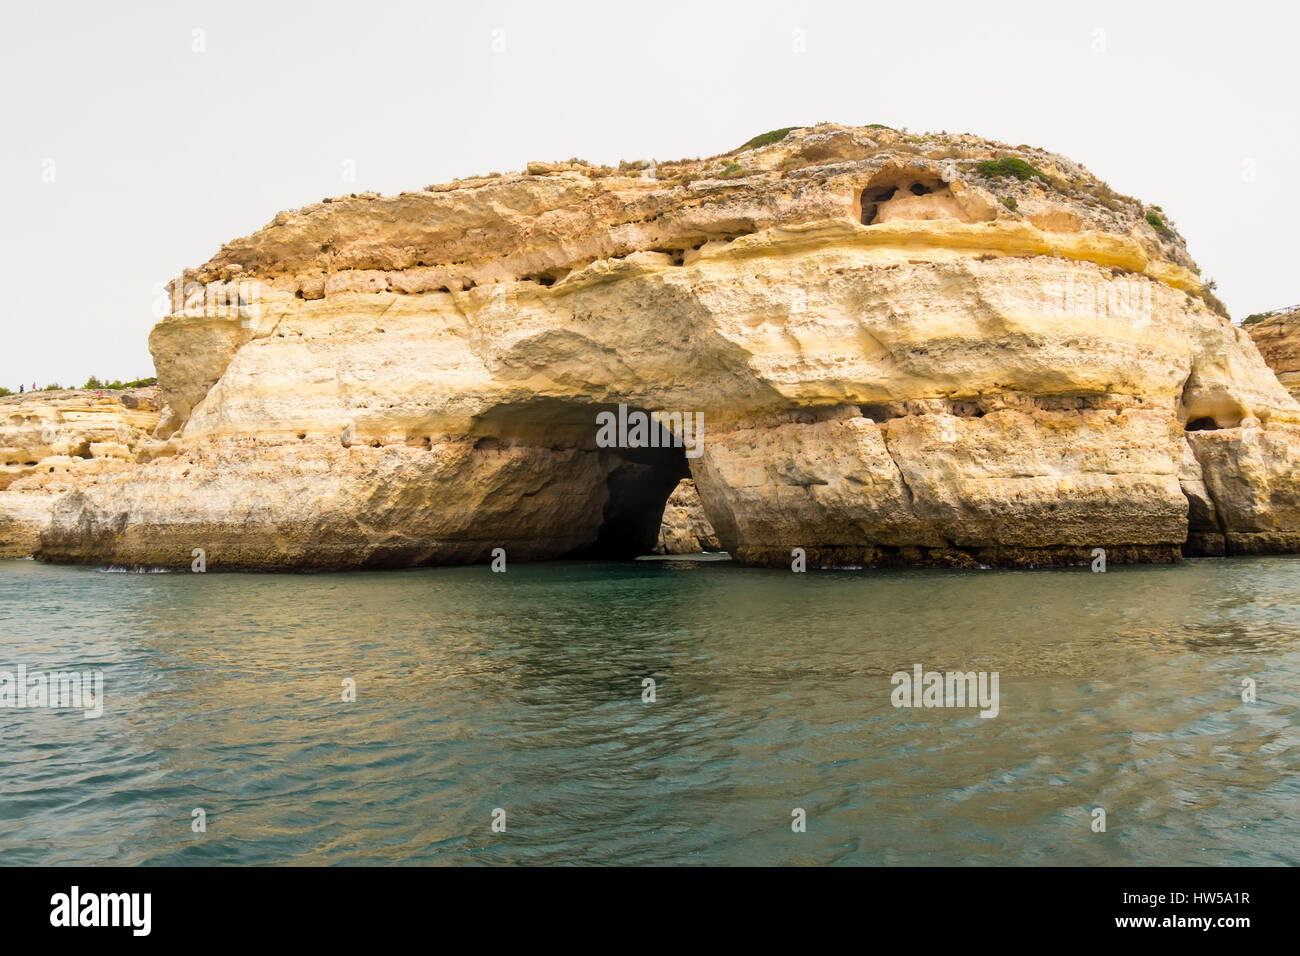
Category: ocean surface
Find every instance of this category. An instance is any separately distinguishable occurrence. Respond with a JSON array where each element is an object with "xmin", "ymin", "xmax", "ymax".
[{"xmin": 0, "ymin": 554, "xmax": 1297, "ymax": 866}]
